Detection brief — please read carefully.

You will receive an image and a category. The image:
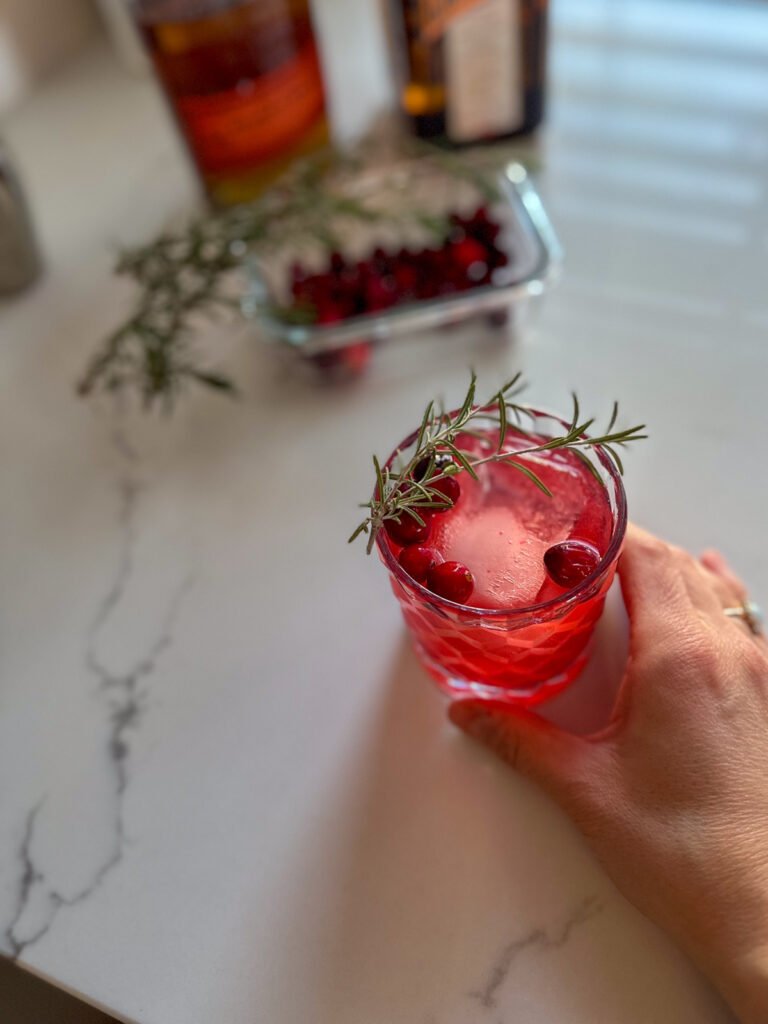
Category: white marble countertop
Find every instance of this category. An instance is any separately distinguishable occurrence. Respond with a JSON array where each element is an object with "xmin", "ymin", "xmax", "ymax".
[{"xmin": 2, "ymin": 1, "xmax": 767, "ymax": 1021}]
